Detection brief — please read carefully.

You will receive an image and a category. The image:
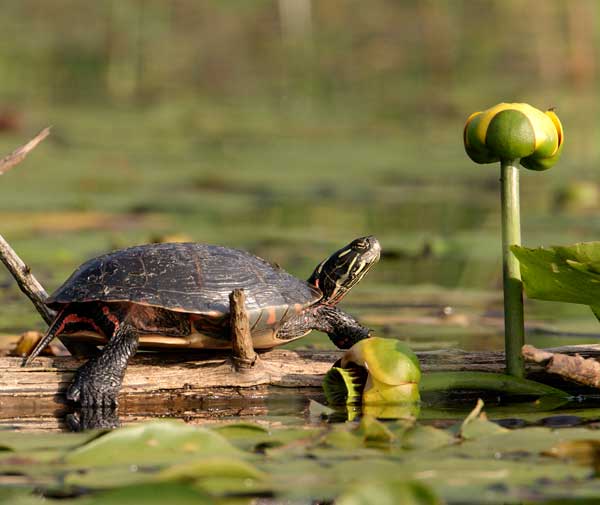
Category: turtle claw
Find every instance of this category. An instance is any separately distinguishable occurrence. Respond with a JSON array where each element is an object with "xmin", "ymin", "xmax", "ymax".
[
  {"xmin": 67, "ymin": 362, "xmax": 121, "ymax": 407},
  {"xmin": 66, "ymin": 407, "xmax": 121, "ymax": 431}
]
